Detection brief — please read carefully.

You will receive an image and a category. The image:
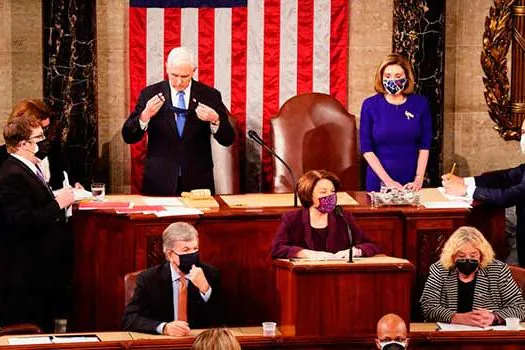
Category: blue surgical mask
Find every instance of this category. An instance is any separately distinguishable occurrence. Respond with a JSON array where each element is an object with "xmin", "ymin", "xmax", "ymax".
[{"xmin": 383, "ymin": 77, "xmax": 407, "ymax": 95}]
